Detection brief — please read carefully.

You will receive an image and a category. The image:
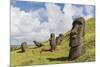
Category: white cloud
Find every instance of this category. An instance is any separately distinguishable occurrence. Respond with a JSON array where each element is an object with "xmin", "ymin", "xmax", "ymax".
[
  {"xmin": 11, "ymin": 4, "xmax": 95, "ymax": 45},
  {"xmin": 45, "ymin": 3, "xmax": 72, "ymax": 34},
  {"xmin": 63, "ymin": 4, "xmax": 95, "ymax": 20},
  {"xmin": 63, "ymin": 4, "xmax": 84, "ymax": 20}
]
